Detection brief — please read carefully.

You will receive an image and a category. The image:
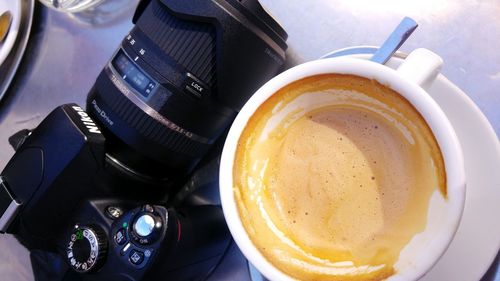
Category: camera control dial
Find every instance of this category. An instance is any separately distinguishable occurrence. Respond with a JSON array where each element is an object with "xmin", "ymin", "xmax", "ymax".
[
  {"xmin": 129, "ymin": 205, "xmax": 164, "ymax": 245},
  {"xmin": 66, "ymin": 225, "xmax": 108, "ymax": 273}
]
